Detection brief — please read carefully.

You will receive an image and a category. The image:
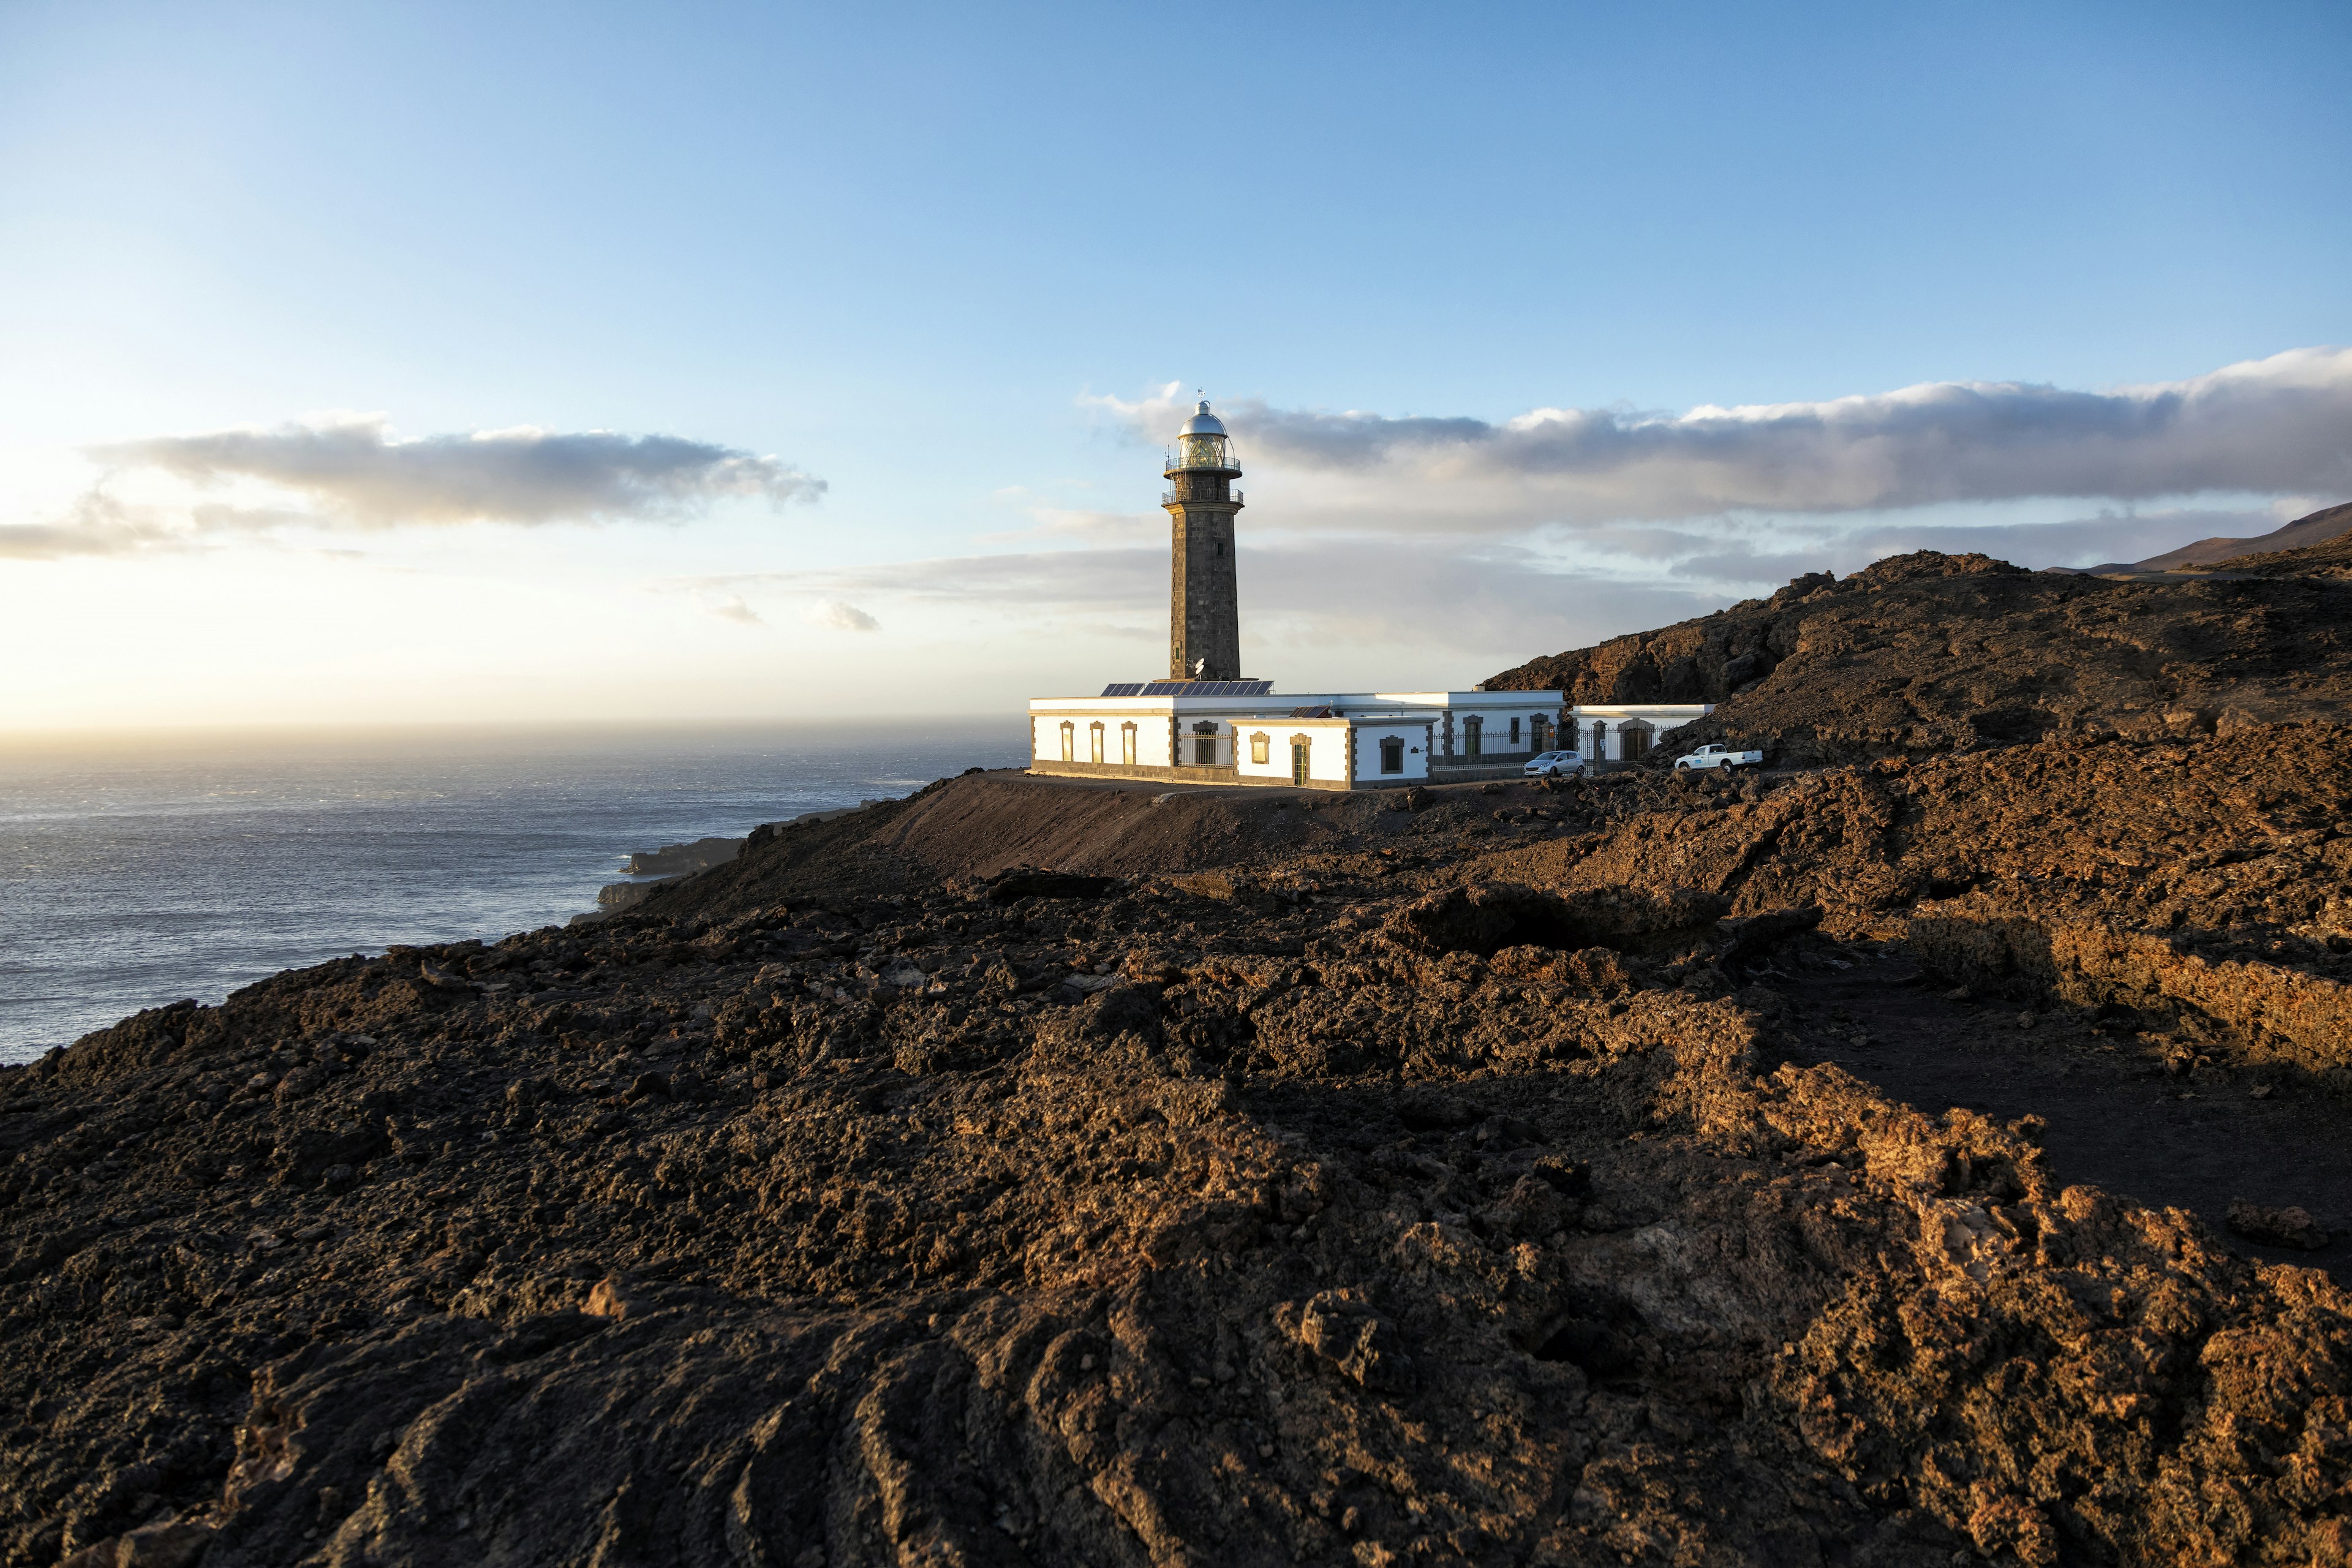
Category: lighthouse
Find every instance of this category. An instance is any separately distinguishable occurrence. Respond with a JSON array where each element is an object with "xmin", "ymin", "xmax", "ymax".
[{"xmin": 1164, "ymin": 398, "xmax": 1243, "ymax": 682}]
